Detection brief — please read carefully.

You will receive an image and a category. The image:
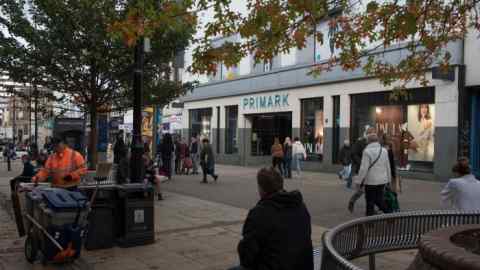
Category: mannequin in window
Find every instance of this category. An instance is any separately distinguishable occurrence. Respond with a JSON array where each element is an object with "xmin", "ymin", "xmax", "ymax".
[{"xmin": 399, "ymin": 123, "xmax": 415, "ymax": 170}]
